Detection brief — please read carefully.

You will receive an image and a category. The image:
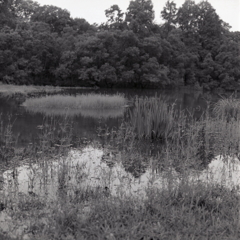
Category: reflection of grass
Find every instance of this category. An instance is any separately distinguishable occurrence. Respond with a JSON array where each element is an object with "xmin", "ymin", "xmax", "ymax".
[
  {"xmin": 80, "ymin": 108, "xmax": 124, "ymax": 118},
  {"xmin": 22, "ymin": 94, "xmax": 126, "ymax": 118},
  {"xmin": 23, "ymin": 107, "xmax": 125, "ymax": 118}
]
